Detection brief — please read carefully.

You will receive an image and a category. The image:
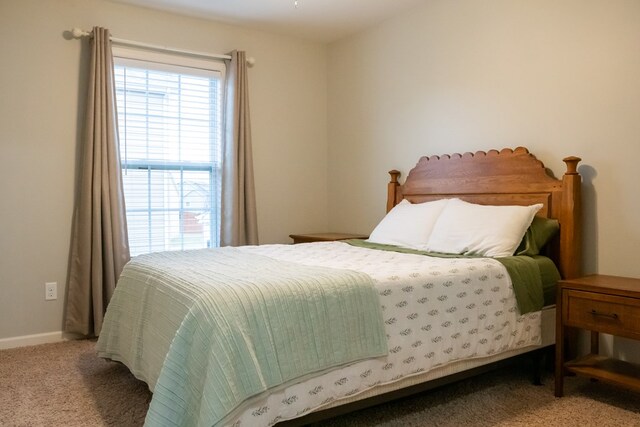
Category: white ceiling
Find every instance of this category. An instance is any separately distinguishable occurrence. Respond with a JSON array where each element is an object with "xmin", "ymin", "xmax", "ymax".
[{"xmin": 109, "ymin": 0, "xmax": 424, "ymax": 43}]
